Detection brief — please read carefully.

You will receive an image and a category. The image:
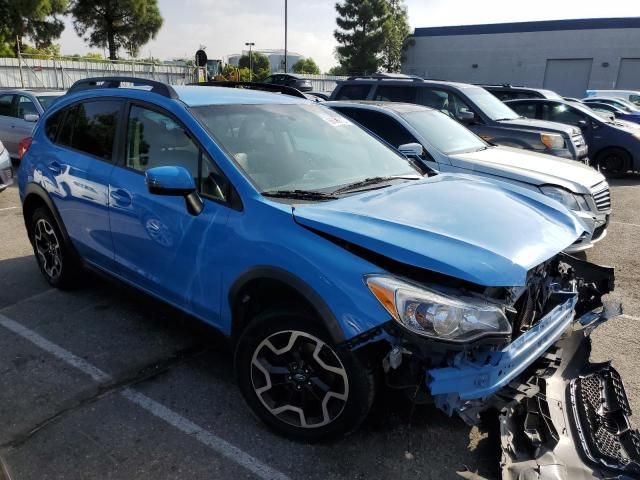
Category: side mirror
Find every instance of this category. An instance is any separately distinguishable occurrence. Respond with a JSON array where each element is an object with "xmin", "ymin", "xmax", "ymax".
[
  {"xmin": 577, "ymin": 119, "xmax": 589, "ymax": 129},
  {"xmin": 456, "ymin": 110, "xmax": 476, "ymax": 124},
  {"xmin": 398, "ymin": 142, "xmax": 423, "ymax": 158},
  {"xmin": 145, "ymin": 165, "xmax": 203, "ymax": 215},
  {"xmin": 24, "ymin": 113, "xmax": 39, "ymax": 122}
]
